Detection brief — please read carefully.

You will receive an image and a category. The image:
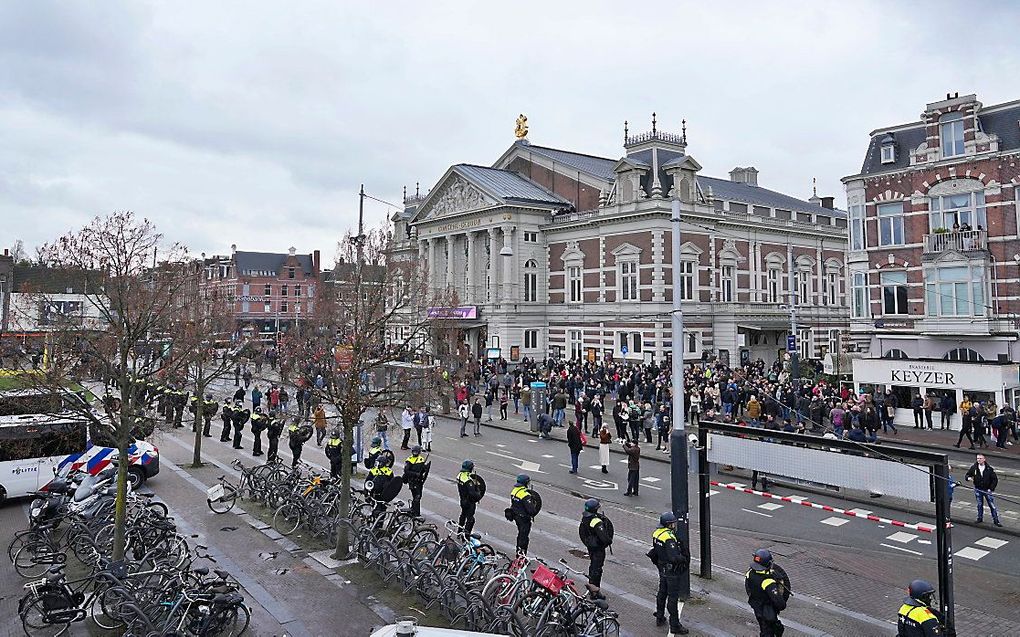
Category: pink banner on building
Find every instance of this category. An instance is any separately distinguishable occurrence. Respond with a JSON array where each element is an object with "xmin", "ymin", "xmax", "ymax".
[{"xmin": 426, "ymin": 306, "xmax": 477, "ymax": 319}]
